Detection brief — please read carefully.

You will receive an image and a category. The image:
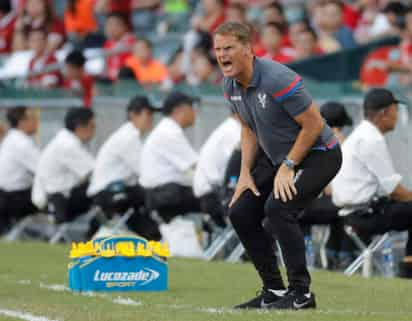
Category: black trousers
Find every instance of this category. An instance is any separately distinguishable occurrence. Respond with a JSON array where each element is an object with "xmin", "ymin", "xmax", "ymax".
[
  {"xmin": 345, "ymin": 200, "xmax": 412, "ymax": 256},
  {"xmin": 0, "ymin": 188, "xmax": 37, "ymax": 233},
  {"xmin": 228, "ymin": 147, "xmax": 342, "ymax": 293},
  {"xmin": 48, "ymin": 182, "xmax": 92, "ymax": 224},
  {"xmin": 146, "ymin": 183, "xmax": 201, "ymax": 223},
  {"xmin": 298, "ymin": 195, "xmax": 348, "ymax": 254},
  {"xmin": 94, "ymin": 183, "xmax": 161, "ymax": 241},
  {"xmin": 199, "ymin": 192, "xmax": 227, "ymax": 227}
]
